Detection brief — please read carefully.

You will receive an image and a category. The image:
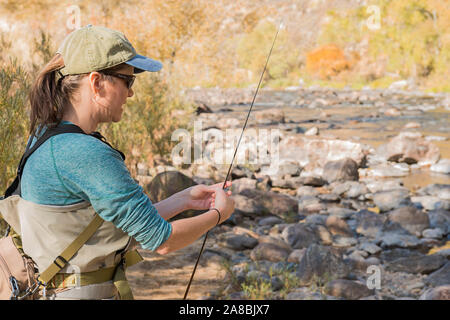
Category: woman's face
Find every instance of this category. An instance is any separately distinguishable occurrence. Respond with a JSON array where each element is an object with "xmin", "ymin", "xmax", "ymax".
[{"xmin": 90, "ymin": 64, "xmax": 135, "ymax": 123}]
